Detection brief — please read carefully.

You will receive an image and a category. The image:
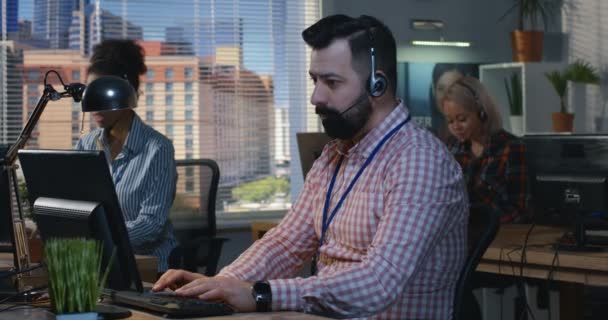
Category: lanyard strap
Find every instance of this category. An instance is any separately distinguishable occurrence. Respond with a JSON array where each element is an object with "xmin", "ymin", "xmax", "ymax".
[{"xmin": 318, "ymin": 114, "xmax": 411, "ymax": 249}]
